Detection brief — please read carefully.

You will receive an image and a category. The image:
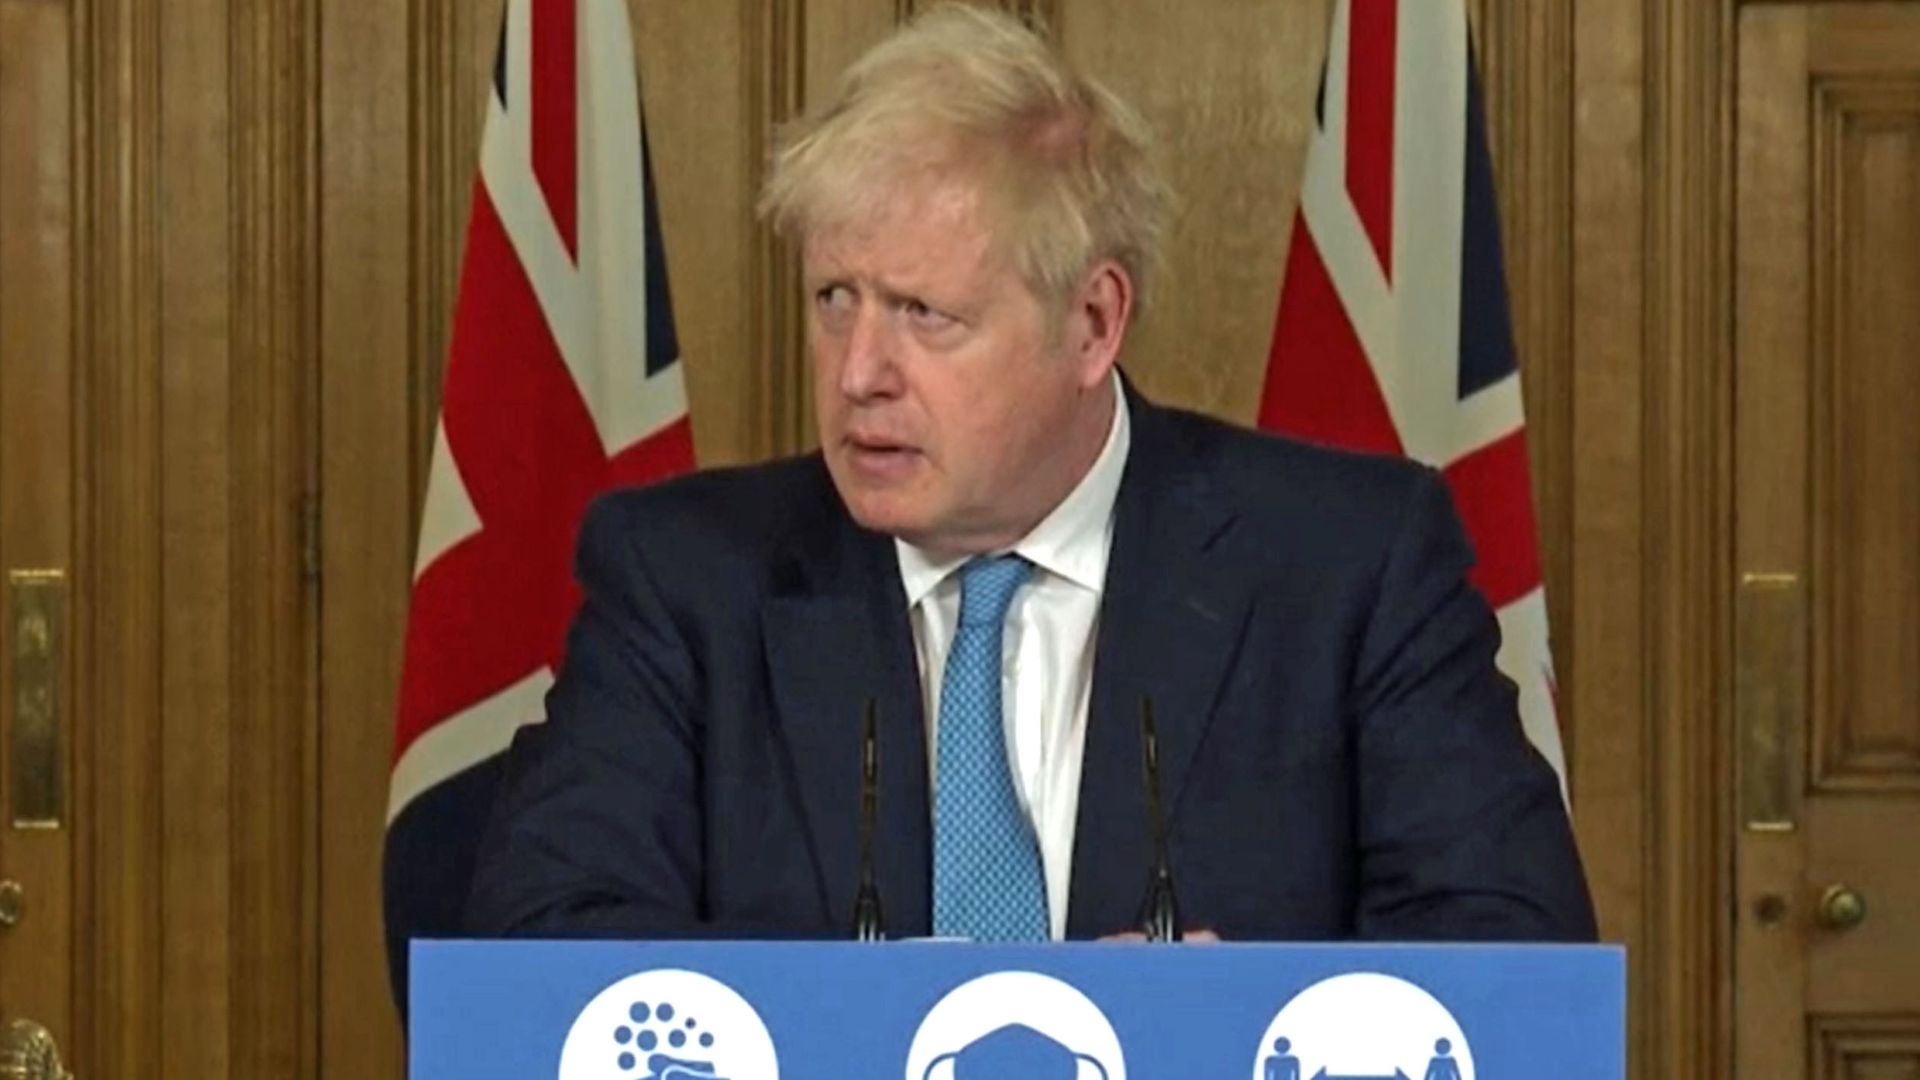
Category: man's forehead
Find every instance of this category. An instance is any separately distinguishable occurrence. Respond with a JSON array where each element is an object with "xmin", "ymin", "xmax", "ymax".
[{"xmin": 803, "ymin": 177, "xmax": 999, "ymax": 277}]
